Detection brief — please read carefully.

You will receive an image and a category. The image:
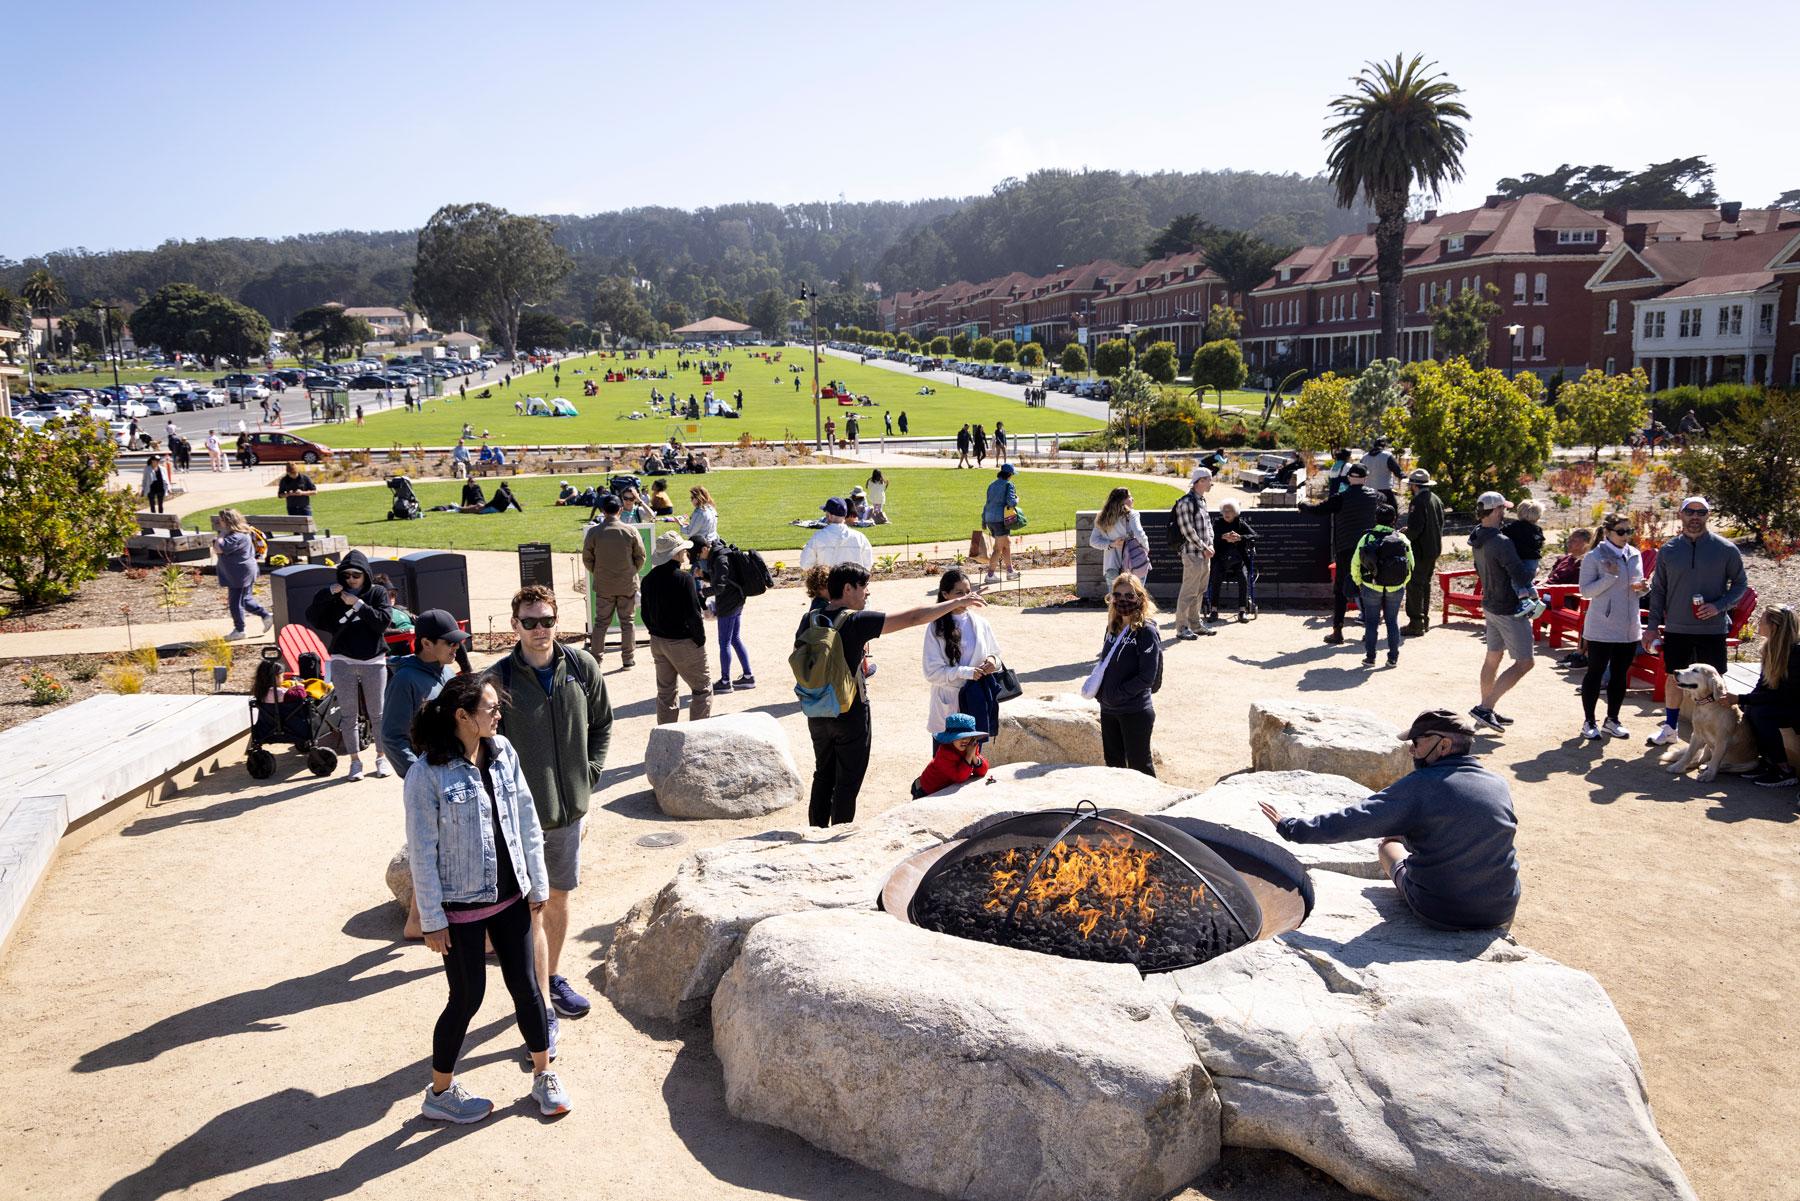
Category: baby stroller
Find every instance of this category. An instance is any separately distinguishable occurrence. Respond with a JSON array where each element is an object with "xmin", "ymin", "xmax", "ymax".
[
  {"xmin": 387, "ymin": 475, "xmax": 422, "ymax": 521},
  {"xmin": 245, "ymin": 652, "xmax": 349, "ymax": 779}
]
